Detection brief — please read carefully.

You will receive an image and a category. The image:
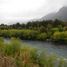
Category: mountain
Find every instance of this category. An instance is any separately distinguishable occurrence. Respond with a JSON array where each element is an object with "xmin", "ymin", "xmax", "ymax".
[{"xmin": 41, "ymin": 7, "xmax": 67, "ymax": 21}]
